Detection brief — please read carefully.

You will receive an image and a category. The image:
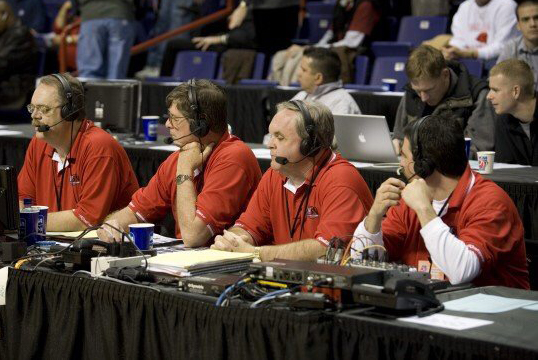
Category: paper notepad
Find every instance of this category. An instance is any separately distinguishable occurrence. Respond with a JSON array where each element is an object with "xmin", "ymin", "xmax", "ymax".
[
  {"xmin": 147, "ymin": 249, "xmax": 253, "ymax": 276},
  {"xmin": 148, "ymin": 249, "xmax": 253, "ymax": 269},
  {"xmin": 47, "ymin": 230, "xmax": 99, "ymax": 239}
]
